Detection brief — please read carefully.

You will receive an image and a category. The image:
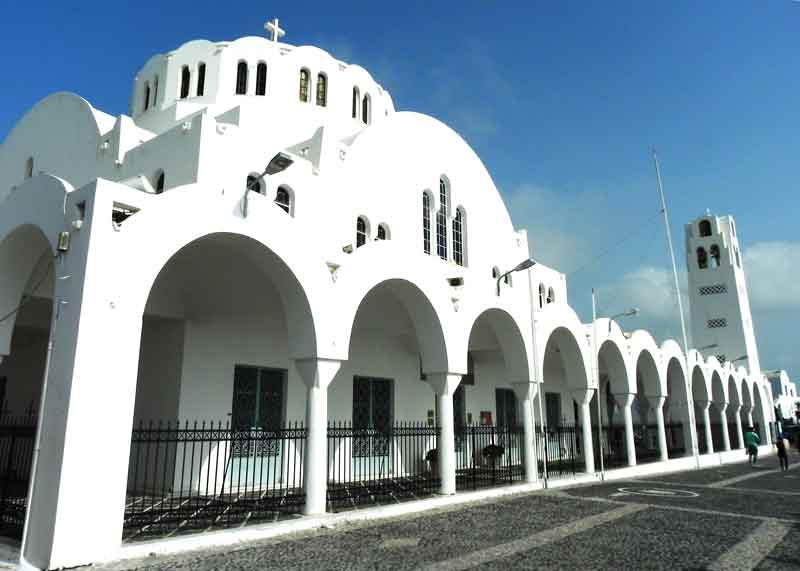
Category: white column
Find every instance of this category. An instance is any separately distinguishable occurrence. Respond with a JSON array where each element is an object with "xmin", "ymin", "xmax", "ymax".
[
  {"xmin": 614, "ymin": 393, "xmax": 637, "ymax": 467},
  {"xmin": 697, "ymin": 400, "xmax": 714, "ymax": 454},
  {"xmin": 572, "ymin": 389, "xmax": 595, "ymax": 475},
  {"xmin": 295, "ymin": 358, "xmax": 342, "ymax": 515},
  {"xmin": 746, "ymin": 408, "xmax": 754, "ymax": 430},
  {"xmin": 513, "ymin": 382, "xmax": 539, "ymax": 483},
  {"xmin": 650, "ymin": 396, "xmax": 669, "ymax": 462},
  {"xmin": 427, "ymin": 373, "xmax": 462, "ymax": 495},
  {"xmin": 734, "ymin": 405, "xmax": 744, "ymax": 449},
  {"xmin": 719, "ymin": 403, "xmax": 731, "ymax": 452}
]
